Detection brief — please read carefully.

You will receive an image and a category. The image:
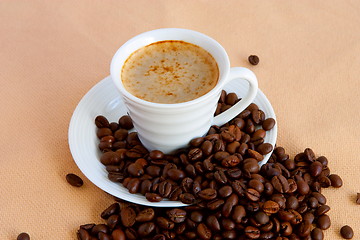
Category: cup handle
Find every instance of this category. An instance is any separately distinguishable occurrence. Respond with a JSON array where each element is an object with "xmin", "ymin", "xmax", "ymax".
[{"xmin": 213, "ymin": 67, "xmax": 258, "ymax": 127}]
